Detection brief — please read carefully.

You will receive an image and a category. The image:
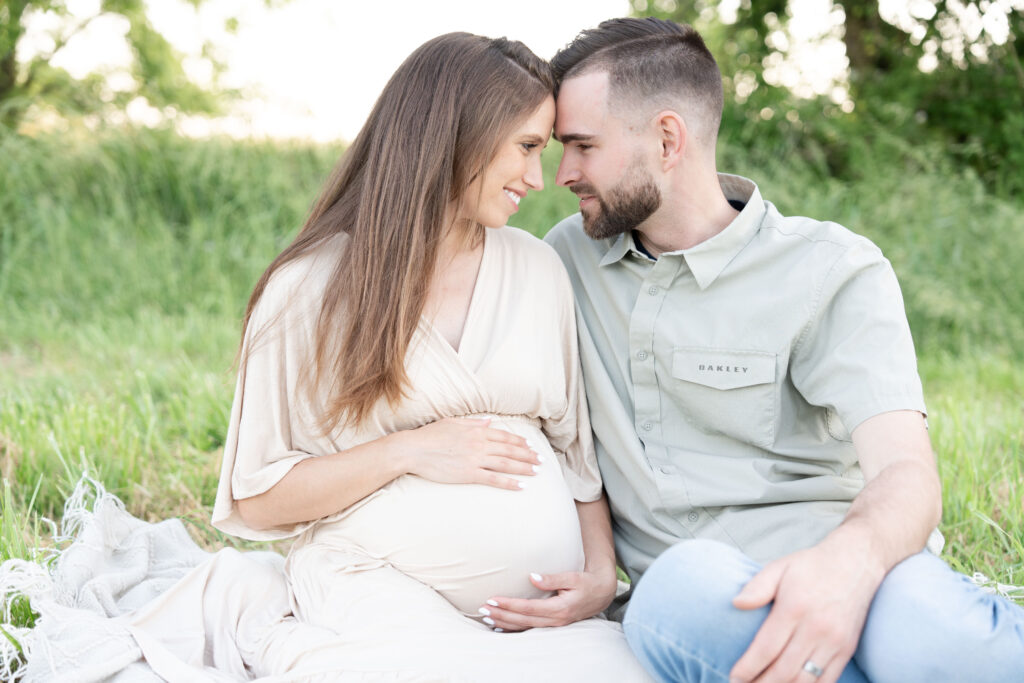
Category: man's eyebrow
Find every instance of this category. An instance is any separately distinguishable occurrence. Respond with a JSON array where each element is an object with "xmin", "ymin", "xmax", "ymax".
[{"xmin": 553, "ymin": 133, "xmax": 595, "ymax": 144}]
